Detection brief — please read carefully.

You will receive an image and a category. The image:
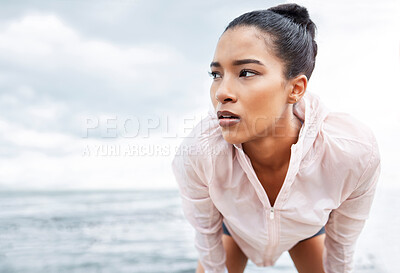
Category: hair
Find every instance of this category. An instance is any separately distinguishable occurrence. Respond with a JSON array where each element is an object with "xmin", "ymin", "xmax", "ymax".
[{"xmin": 224, "ymin": 3, "xmax": 317, "ymax": 80}]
